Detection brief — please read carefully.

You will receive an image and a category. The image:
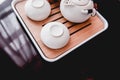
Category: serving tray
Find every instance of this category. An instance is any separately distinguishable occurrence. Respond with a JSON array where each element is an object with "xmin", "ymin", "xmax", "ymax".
[{"xmin": 11, "ymin": 0, "xmax": 108, "ymax": 62}]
